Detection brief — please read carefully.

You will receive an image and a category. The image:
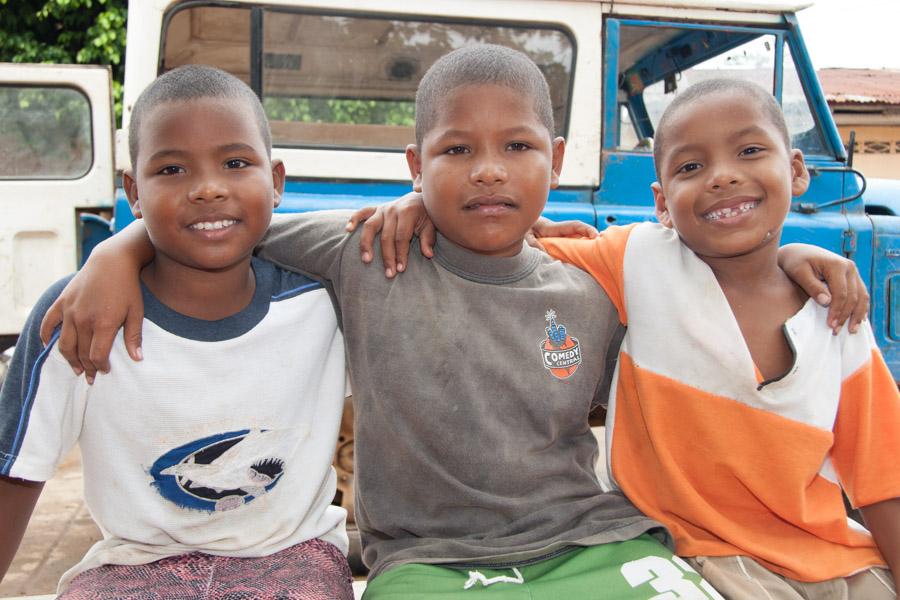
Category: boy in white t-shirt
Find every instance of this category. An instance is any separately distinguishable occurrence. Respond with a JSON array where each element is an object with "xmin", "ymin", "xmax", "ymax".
[{"xmin": 0, "ymin": 65, "xmax": 353, "ymax": 599}]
